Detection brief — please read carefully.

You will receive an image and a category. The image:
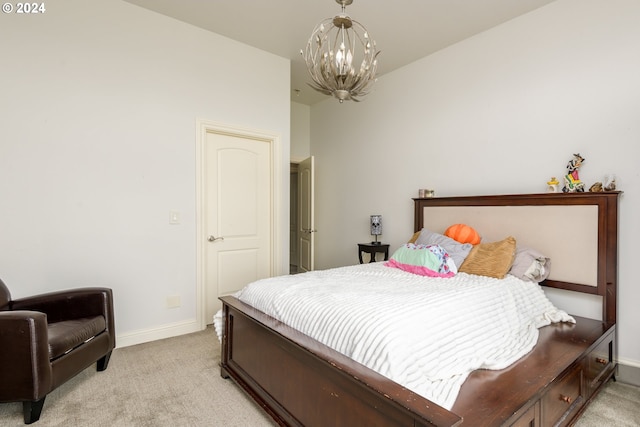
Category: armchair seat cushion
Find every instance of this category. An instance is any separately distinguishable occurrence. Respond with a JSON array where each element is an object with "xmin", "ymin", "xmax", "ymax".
[{"xmin": 47, "ymin": 316, "xmax": 106, "ymax": 360}]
